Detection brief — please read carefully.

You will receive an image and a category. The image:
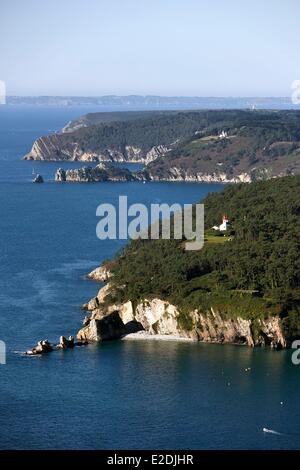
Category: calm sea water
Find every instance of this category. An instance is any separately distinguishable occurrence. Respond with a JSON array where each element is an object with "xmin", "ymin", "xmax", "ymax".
[{"xmin": 0, "ymin": 106, "xmax": 299, "ymax": 450}]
